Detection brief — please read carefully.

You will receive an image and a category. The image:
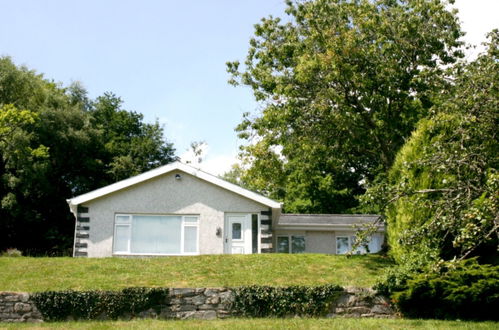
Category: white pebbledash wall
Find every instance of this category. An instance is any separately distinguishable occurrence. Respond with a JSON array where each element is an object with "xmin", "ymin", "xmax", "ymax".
[{"xmin": 79, "ymin": 170, "xmax": 269, "ymax": 257}]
